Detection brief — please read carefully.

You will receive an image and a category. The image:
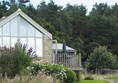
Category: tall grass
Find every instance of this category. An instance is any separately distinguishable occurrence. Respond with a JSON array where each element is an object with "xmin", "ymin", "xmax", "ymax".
[
  {"xmin": 0, "ymin": 73, "xmax": 60, "ymax": 83},
  {"xmin": 104, "ymin": 73, "xmax": 118, "ymax": 79}
]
